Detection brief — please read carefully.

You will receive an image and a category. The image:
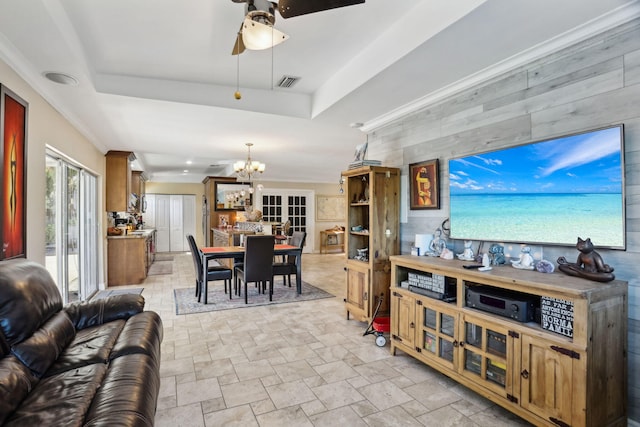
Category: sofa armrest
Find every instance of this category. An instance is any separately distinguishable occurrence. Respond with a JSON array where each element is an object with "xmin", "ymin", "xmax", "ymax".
[{"xmin": 64, "ymin": 294, "xmax": 145, "ymax": 330}]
